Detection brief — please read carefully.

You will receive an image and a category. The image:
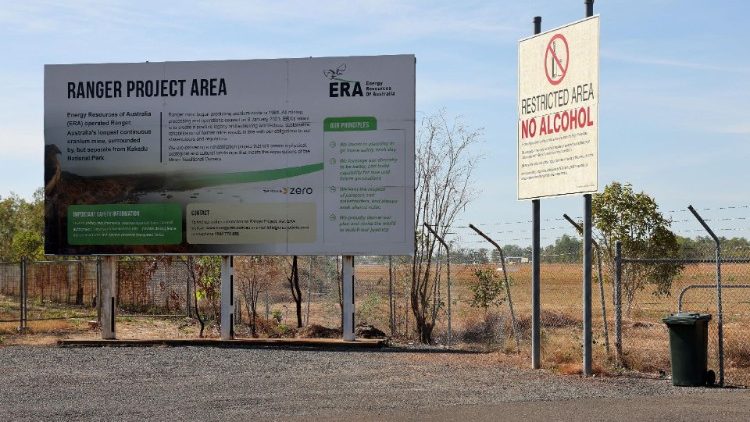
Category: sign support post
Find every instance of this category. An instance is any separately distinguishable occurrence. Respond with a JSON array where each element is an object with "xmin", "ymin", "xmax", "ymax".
[
  {"xmin": 582, "ymin": 0, "xmax": 595, "ymax": 378},
  {"xmin": 531, "ymin": 15, "xmax": 542, "ymax": 370},
  {"xmin": 101, "ymin": 256, "xmax": 117, "ymax": 340},
  {"xmin": 520, "ymin": 4, "xmax": 598, "ymax": 373},
  {"xmin": 532, "ymin": 199, "xmax": 541, "ymax": 368},
  {"xmin": 583, "ymin": 194, "xmax": 593, "ymax": 375},
  {"xmin": 221, "ymin": 256, "xmax": 234, "ymax": 340},
  {"xmin": 342, "ymin": 256, "xmax": 355, "ymax": 341}
]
